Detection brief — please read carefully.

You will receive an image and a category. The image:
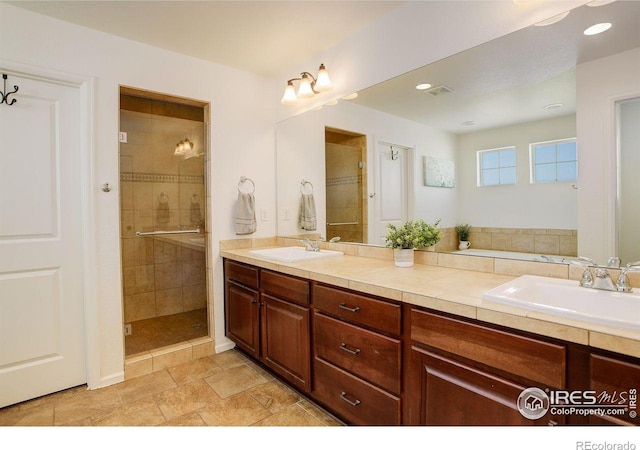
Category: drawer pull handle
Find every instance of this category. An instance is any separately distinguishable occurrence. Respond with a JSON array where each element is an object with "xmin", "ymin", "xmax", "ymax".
[
  {"xmin": 340, "ymin": 392, "xmax": 361, "ymax": 407},
  {"xmin": 338, "ymin": 303, "xmax": 360, "ymax": 313},
  {"xmin": 340, "ymin": 343, "xmax": 361, "ymax": 355}
]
